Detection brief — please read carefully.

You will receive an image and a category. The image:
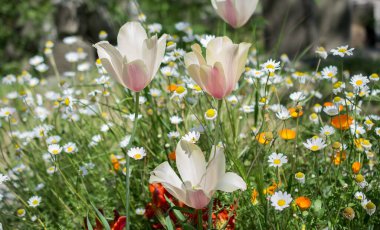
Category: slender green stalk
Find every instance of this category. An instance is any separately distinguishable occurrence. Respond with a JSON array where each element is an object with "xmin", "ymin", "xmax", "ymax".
[
  {"xmin": 125, "ymin": 91, "xmax": 140, "ymax": 230},
  {"xmin": 208, "ymin": 99, "xmax": 223, "ymax": 229}
]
